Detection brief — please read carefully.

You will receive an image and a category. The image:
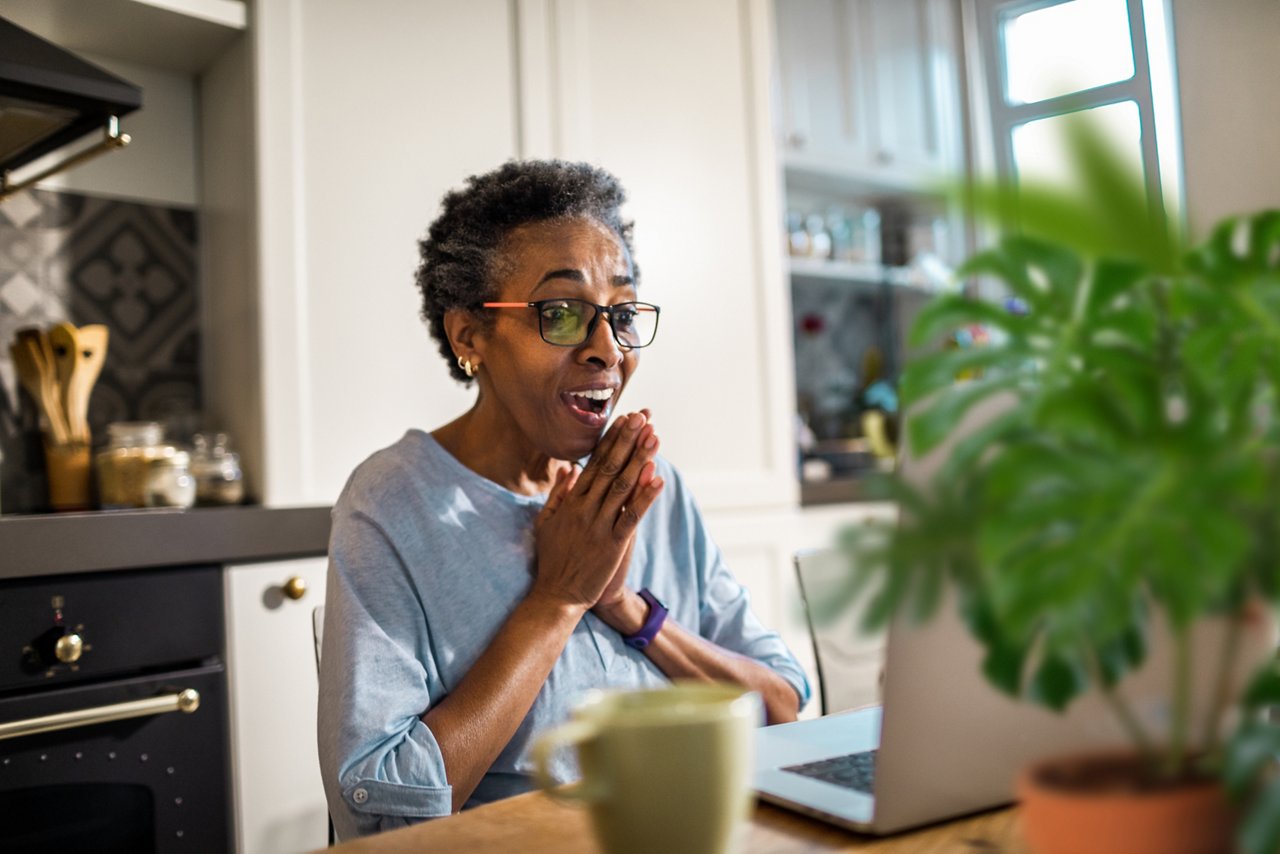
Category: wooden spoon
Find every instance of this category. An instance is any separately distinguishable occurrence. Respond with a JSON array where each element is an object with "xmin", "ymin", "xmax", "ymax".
[
  {"xmin": 69, "ymin": 324, "xmax": 109, "ymax": 442},
  {"xmin": 11, "ymin": 330, "xmax": 69, "ymax": 444},
  {"xmin": 48, "ymin": 322, "xmax": 83, "ymax": 440}
]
